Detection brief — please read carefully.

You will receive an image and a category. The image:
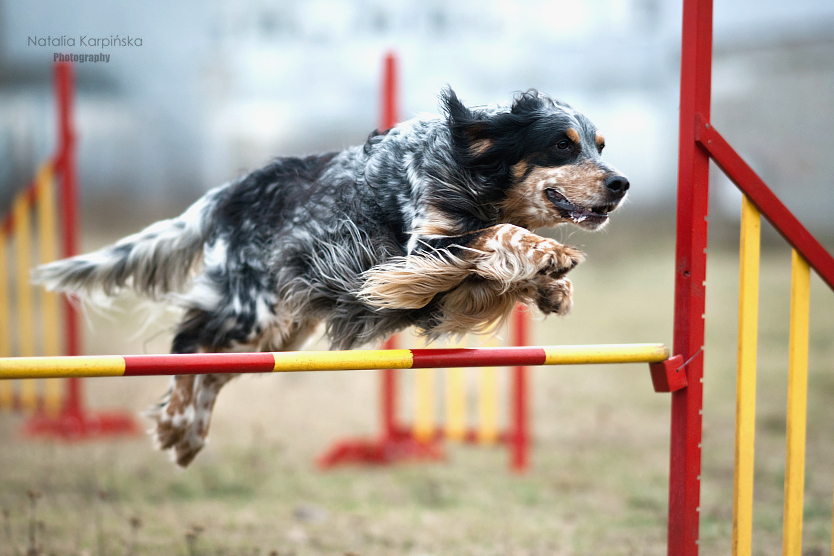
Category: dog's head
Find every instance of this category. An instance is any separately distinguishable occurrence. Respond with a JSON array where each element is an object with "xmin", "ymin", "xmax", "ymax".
[{"xmin": 443, "ymin": 88, "xmax": 628, "ymax": 231}]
